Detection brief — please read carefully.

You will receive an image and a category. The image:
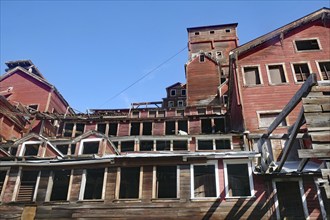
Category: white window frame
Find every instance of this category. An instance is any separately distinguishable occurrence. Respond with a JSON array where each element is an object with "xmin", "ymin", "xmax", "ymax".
[
  {"xmin": 79, "ymin": 168, "xmax": 107, "ymax": 201},
  {"xmin": 290, "ymin": 61, "xmax": 312, "ymax": 83},
  {"xmin": 78, "ymin": 138, "xmax": 102, "ymax": 155},
  {"xmin": 223, "ymin": 159, "xmax": 254, "ymax": 198},
  {"xmin": 115, "ymin": 167, "xmax": 143, "ymax": 200},
  {"xmin": 257, "ymin": 110, "xmax": 288, "ymax": 128},
  {"xmin": 242, "ymin": 65, "xmax": 263, "ymax": 87},
  {"xmin": 196, "ymin": 137, "xmax": 232, "ymax": 150},
  {"xmin": 190, "ymin": 161, "xmax": 220, "ymax": 199},
  {"xmin": 177, "ymin": 100, "xmax": 184, "ymax": 107},
  {"xmin": 152, "ymin": 165, "xmax": 180, "ymax": 199},
  {"xmin": 266, "ymin": 63, "xmax": 289, "ymax": 85},
  {"xmin": 272, "ymin": 178, "xmax": 309, "ymax": 220},
  {"xmin": 293, "ymin": 38, "xmax": 322, "ymax": 52},
  {"xmin": 170, "ymin": 89, "xmax": 176, "ymax": 97},
  {"xmin": 19, "ymin": 141, "xmax": 42, "ymax": 157},
  {"xmin": 315, "ymin": 60, "xmax": 330, "ymax": 81},
  {"xmin": 45, "ymin": 170, "xmax": 72, "ymax": 202}
]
